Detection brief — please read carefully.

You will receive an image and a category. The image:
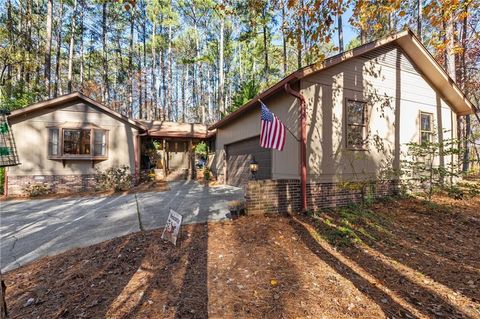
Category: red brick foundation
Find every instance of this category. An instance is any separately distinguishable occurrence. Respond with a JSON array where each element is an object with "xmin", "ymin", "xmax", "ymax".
[
  {"xmin": 246, "ymin": 179, "xmax": 397, "ymax": 214},
  {"xmin": 7, "ymin": 174, "xmax": 96, "ymax": 197},
  {"xmin": 245, "ymin": 180, "xmax": 301, "ymax": 214}
]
